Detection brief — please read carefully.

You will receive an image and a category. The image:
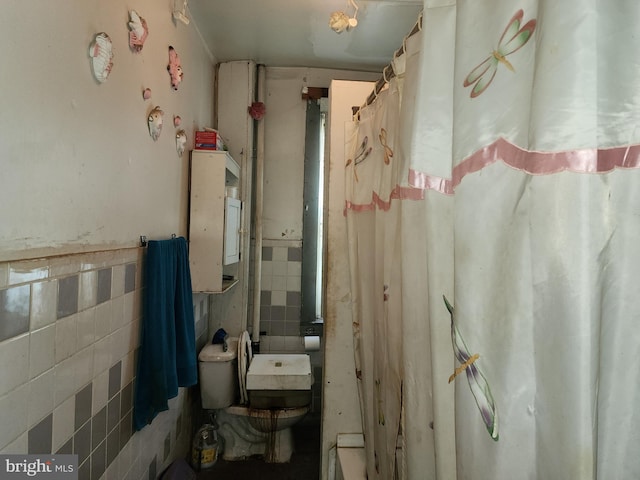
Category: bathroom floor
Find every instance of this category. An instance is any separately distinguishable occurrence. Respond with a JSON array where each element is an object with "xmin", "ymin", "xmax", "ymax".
[{"xmin": 195, "ymin": 413, "xmax": 321, "ymax": 480}]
